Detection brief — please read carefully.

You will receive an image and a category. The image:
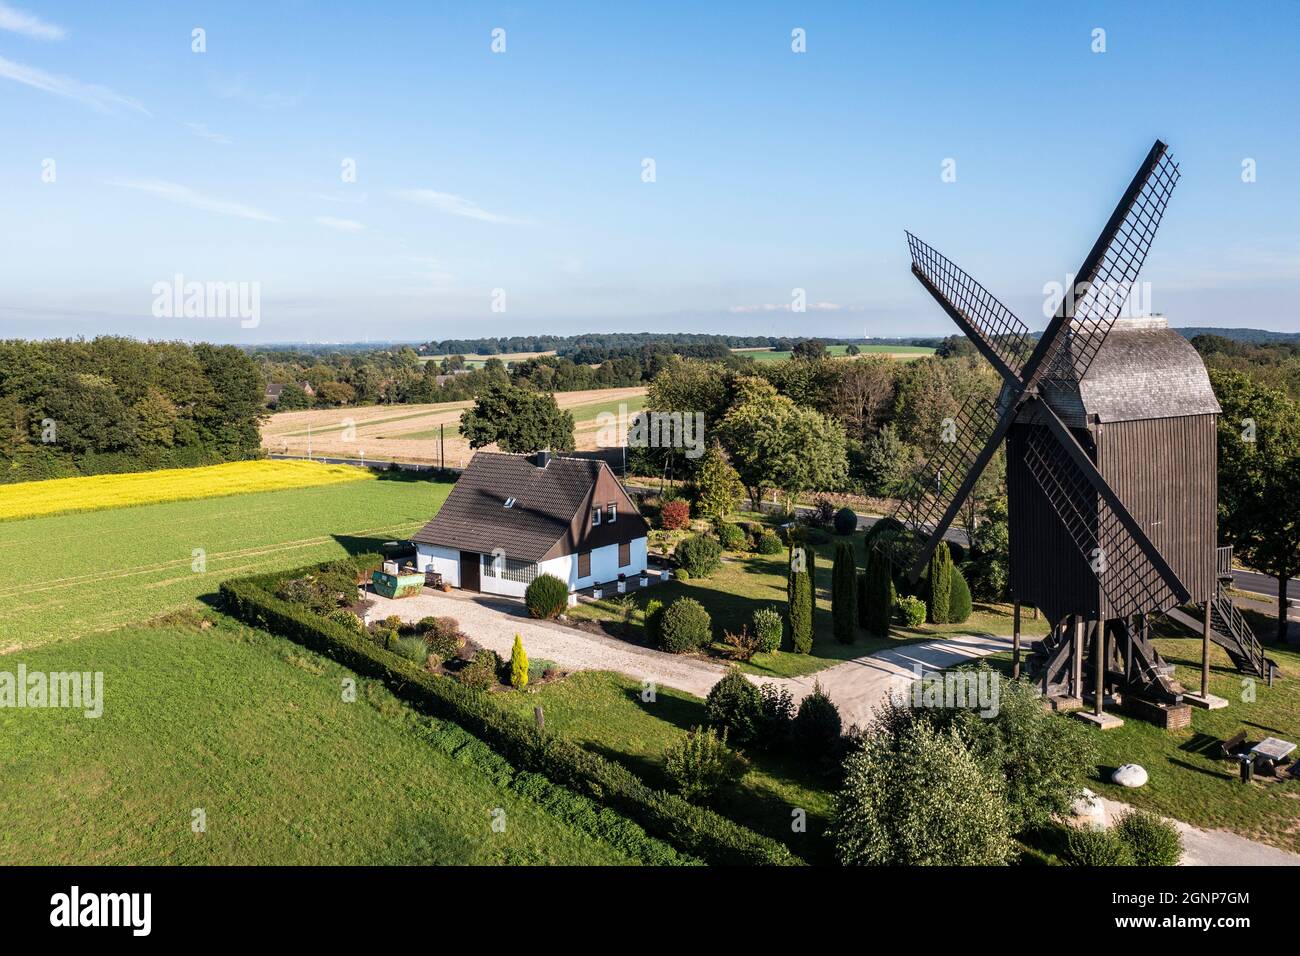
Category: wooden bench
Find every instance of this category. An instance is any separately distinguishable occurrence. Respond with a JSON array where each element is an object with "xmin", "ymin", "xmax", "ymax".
[{"xmin": 1219, "ymin": 731, "xmax": 1248, "ymax": 759}]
